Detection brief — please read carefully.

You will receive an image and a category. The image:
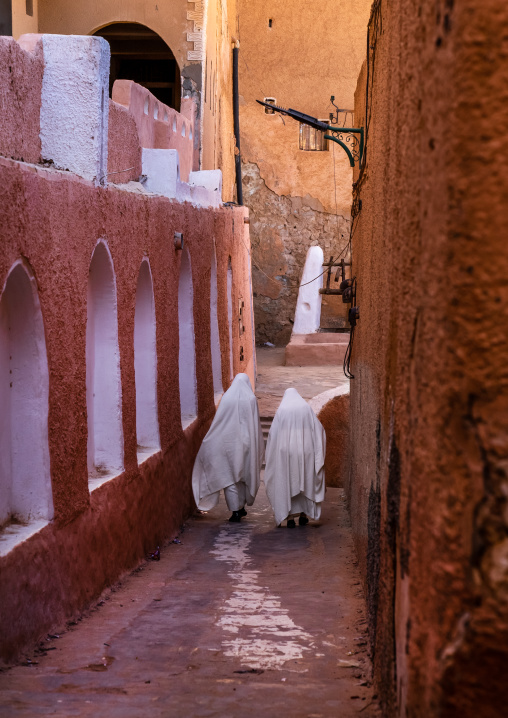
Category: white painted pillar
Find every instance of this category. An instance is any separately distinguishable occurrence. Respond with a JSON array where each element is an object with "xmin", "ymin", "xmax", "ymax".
[
  {"xmin": 292, "ymin": 245, "xmax": 324, "ymax": 335},
  {"xmin": 38, "ymin": 34, "xmax": 110, "ymax": 185}
]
